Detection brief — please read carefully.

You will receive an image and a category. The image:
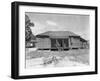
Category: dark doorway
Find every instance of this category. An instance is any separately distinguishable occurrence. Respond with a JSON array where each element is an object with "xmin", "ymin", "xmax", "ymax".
[
  {"xmin": 63, "ymin": 39, "xmax": 69, "ymax": 48},
  {"xmin": 51, "ymin": 39, "xmax": 57, "ymax": 50}
]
